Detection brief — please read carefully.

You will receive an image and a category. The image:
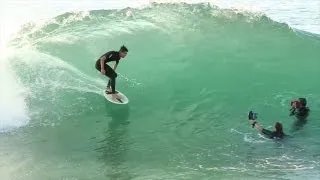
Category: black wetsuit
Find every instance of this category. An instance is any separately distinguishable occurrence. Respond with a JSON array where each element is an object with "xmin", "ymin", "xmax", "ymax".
[
  {"xmin": 290, "ymin": 106, "xmax": 310, "ymax": 121},
  {"xmin": 95, "ymin": 51, "xmax": 120, "ymax": 93},
  {"xmin": 290, "ymin": 106, "xmax": 310, "ymax": 130},
  {"xmin": 261, "ymin": 129, "xmax": 285, "ymax": 139}
]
